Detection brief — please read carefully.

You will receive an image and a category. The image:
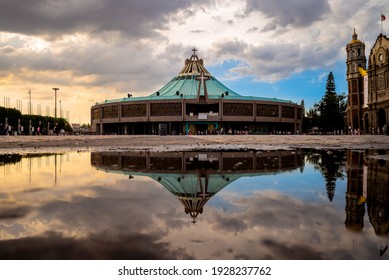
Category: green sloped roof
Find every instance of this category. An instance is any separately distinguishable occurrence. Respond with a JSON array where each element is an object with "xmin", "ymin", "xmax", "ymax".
[
  {"xmin": 150, "ymin": 174, "xmax": 238, "ymax": 196},
  {"xmin": 96, "ymin": 49, "xmax": 295, "ymax": 105}
]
